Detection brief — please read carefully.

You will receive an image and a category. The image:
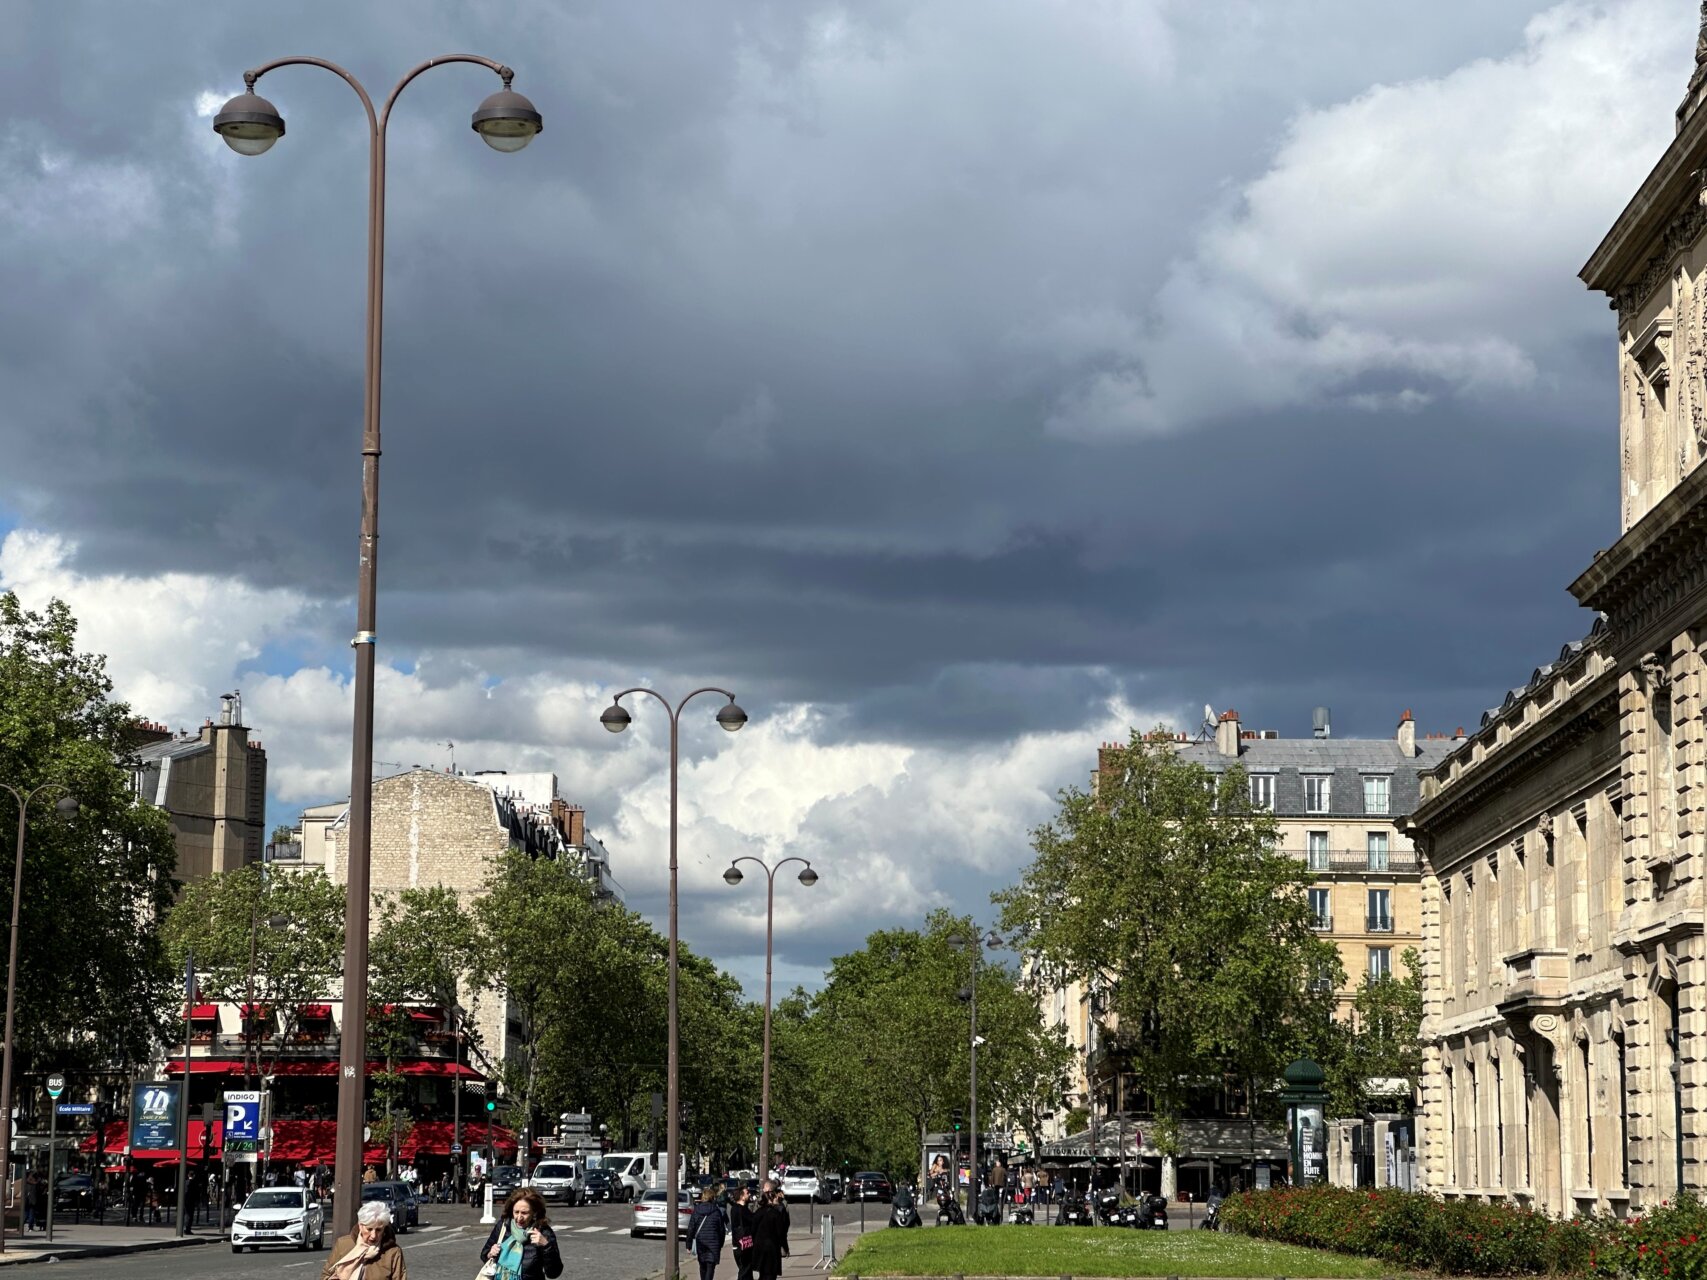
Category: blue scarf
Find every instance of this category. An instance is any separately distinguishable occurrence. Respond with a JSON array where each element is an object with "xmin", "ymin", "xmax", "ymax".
[{"xmin": 497, "ymin": 1221, "xmax": 527, "ymax": 1280}]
